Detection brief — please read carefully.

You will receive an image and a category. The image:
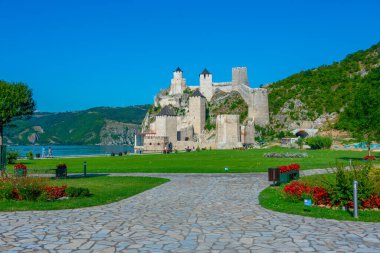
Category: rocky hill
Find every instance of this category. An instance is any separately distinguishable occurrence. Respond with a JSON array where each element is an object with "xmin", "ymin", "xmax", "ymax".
[
  {"xmin": 267, "ymin": 42, "xmax": 380, "ymax": 132},
  {"xmin": 4, "ymin": 105, "xmax": 150, "ymax": 145}
]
